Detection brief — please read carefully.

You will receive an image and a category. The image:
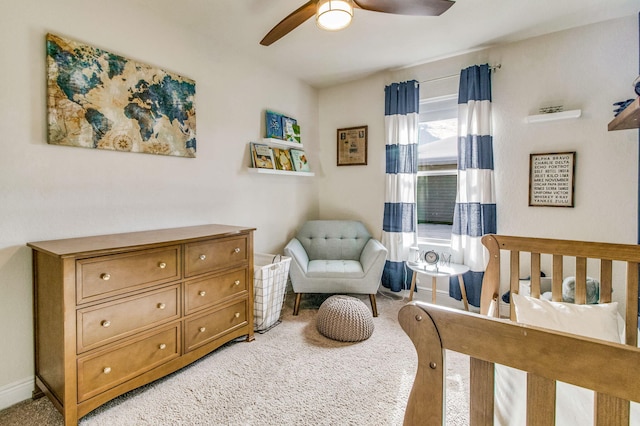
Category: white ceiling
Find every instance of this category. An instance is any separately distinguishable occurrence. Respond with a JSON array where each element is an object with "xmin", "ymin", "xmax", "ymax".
[{"xmin": 134, "ymin": 0, "xmax": 638, "ymax": 88}]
